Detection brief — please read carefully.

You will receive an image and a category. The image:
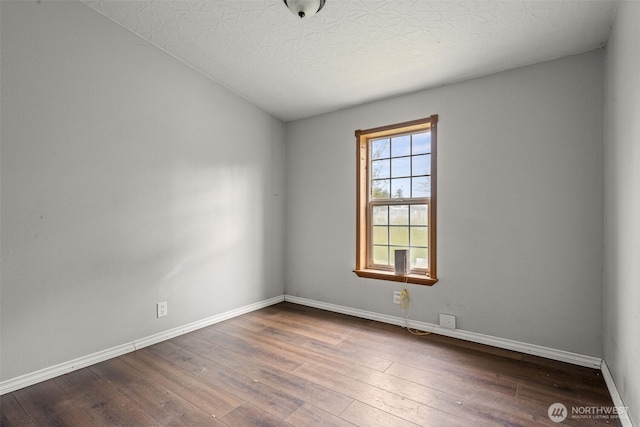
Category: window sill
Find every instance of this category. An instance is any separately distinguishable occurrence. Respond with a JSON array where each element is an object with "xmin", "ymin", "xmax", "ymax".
[{"xmin": 353, "ymin": 269, "xmax": 438, "ymax": 286}]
